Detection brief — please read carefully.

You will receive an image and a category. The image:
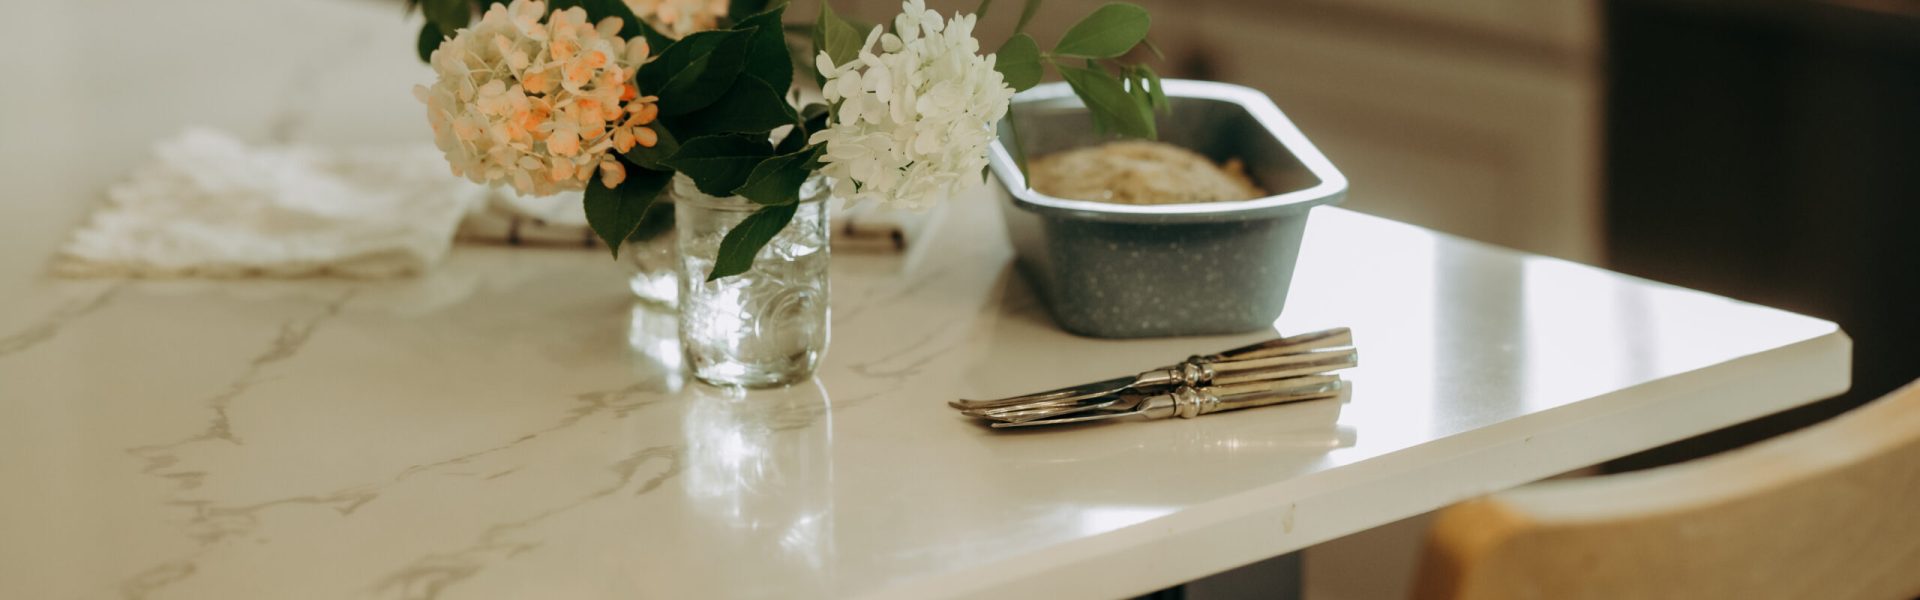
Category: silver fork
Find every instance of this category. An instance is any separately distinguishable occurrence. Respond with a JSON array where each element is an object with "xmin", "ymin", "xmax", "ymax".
[
  {"xmin": 991, "ymin": 377, "xmax": 1351, "ymax": 429},
  {"xmin": 962, "ymin": 351, "xmax": 1358, "ymax": 422},
  {"xmin": 950, "ymin": 327, "xmax": 1353, "ymax": 411}
]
